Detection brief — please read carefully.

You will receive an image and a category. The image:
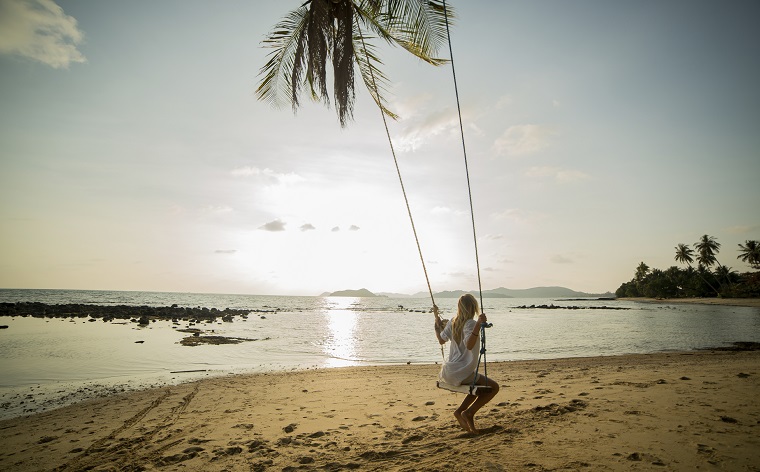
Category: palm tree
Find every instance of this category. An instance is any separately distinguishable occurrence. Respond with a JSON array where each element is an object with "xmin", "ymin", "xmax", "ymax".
[
  {"xmin": 675, "ymin": 242, "xmax": 719, "ymax": 296},
  {"xmin": 713, "ymin": 265, "xmax": 739, "ymax": 285},
  {"xmin": 694, "ymin": 234, "xmax": 735, "ymax": 294},
  {"xmin": 737, "ymin": 240, "xmax": 760, "ymax": 270},
  {"xmin": 694, "ymin": 234, "xmax": 720, "ymax": 268},
  {"xmin": 635, "ymin": 262, "xmax": 650, "ymax": 283},
  {"xmin": 256, "ymin": 0, "xmax": 451, "ymax": 127},
  {"xmin": 674, "ymin": 243, "xmax": 694, "ymax": 266}
]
